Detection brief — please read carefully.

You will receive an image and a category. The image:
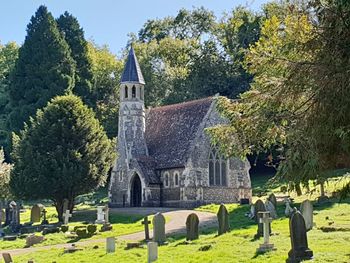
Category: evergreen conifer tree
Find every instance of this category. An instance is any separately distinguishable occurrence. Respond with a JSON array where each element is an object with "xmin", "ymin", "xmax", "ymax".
[
  {"xmin": 57, "ymin": 12, "xmax": 94, "ymax": 107},
  {"xmin": 8, "ymin": 5, "xmax": 75, "ymax": 133}
]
